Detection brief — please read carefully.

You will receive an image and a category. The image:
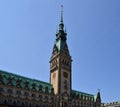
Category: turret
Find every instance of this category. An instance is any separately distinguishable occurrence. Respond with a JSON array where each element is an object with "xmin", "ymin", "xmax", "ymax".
[{"xmin": 95, "ymin": 90, "xmax": 101, "ymax": 107}]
